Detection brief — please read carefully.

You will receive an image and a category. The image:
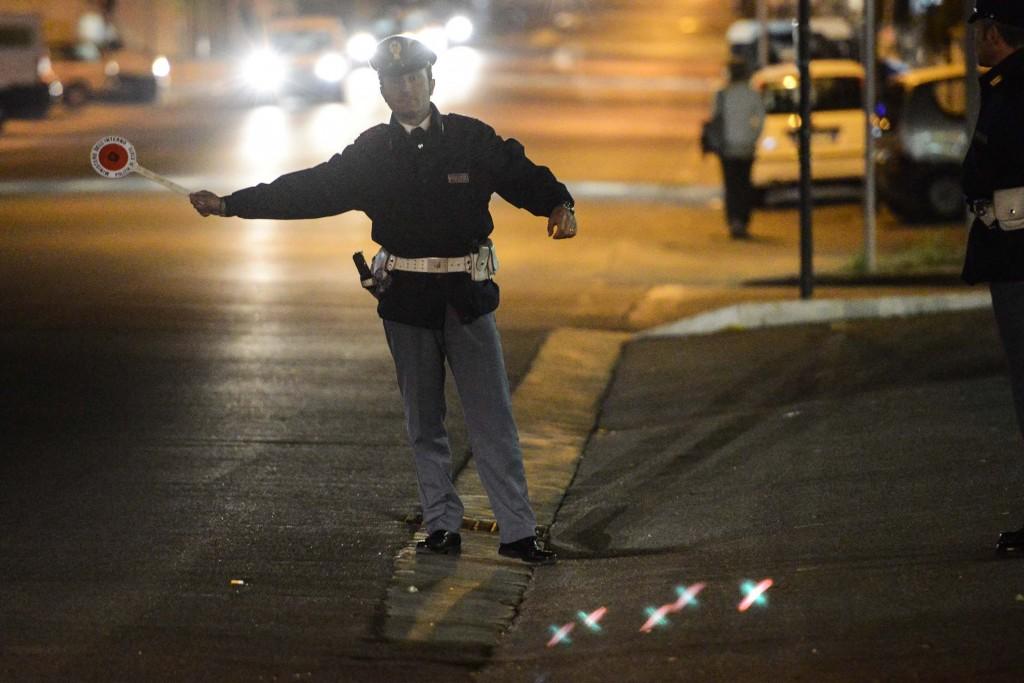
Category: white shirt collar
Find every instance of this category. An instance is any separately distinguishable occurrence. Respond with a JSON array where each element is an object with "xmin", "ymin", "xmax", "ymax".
[{"xmin": 399, "ymin": 114, "xmax": 431, "ymax": 135}]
